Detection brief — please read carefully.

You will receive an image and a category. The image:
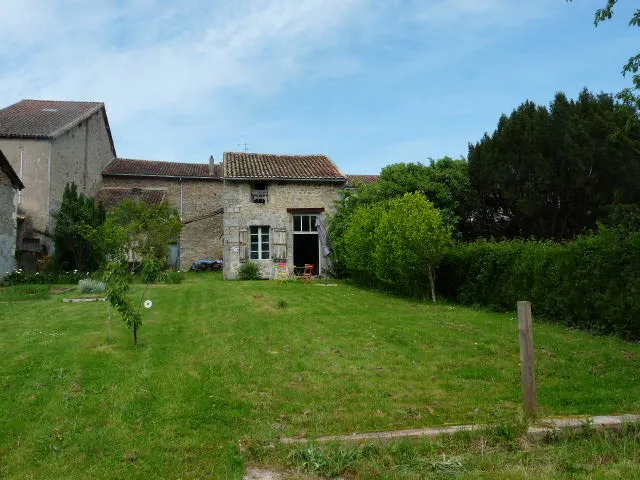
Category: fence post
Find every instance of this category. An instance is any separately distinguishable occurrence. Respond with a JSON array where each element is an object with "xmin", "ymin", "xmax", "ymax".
[{"xmin": 517, "ymin": 301, "xmax": 537, "ymax": 418}]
